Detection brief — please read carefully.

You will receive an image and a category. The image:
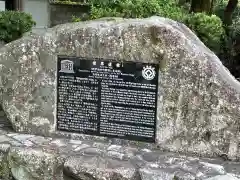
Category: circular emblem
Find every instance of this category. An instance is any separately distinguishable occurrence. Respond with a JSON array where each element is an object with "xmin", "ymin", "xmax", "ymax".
[{"xmin": 142, "ymin": 66, "xmax": 156, "ymax": 80}]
